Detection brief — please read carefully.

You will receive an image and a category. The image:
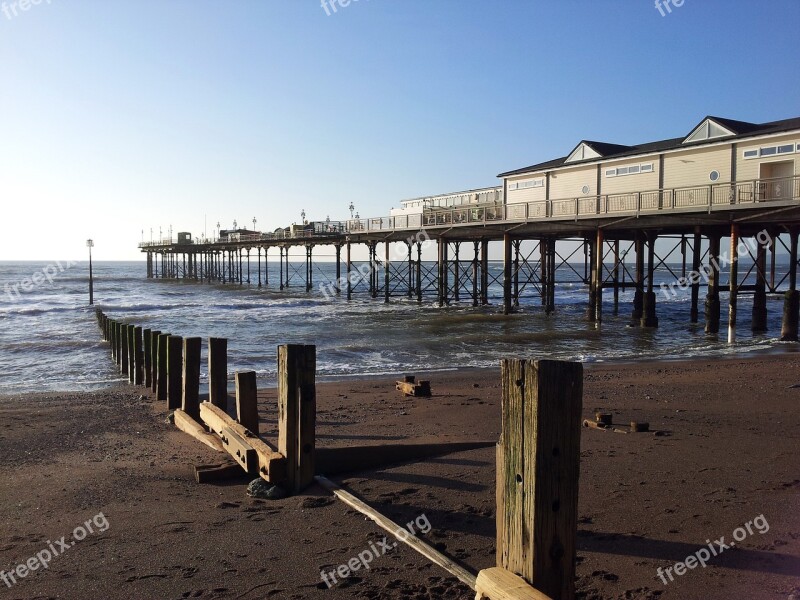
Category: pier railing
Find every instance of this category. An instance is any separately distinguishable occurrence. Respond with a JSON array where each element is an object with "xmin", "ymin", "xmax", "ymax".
[{"xmin": 347, "ymin": 174, "xmax": 800, "ymax": 233}]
